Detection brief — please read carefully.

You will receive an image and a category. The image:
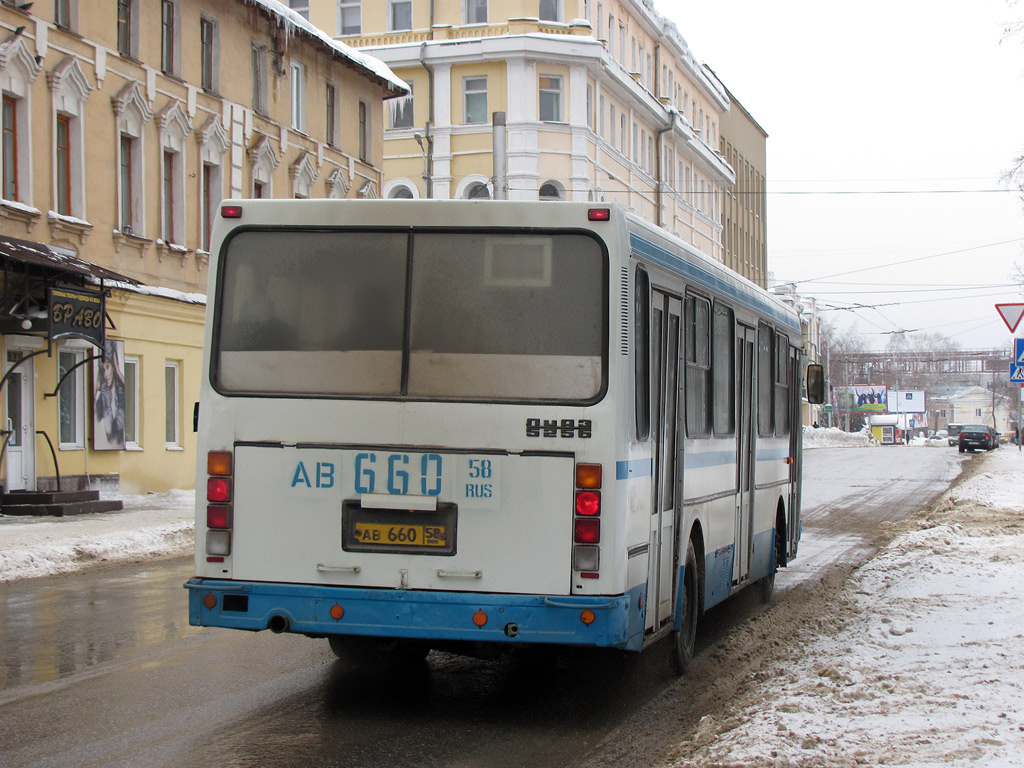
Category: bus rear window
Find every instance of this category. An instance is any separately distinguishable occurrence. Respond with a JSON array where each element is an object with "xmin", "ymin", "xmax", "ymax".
[{"xmin": 213, "ymin": 229, "xmax": 605, "ymax": 402}]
